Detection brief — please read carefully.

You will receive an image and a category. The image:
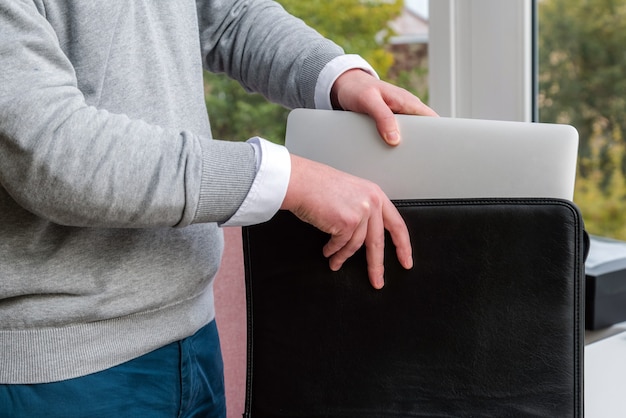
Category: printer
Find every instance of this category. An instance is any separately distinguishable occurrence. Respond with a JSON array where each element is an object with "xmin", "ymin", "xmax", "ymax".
[{"xmin": 586, "ymin": 235, "xmax": 626, "ymax": 330}]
